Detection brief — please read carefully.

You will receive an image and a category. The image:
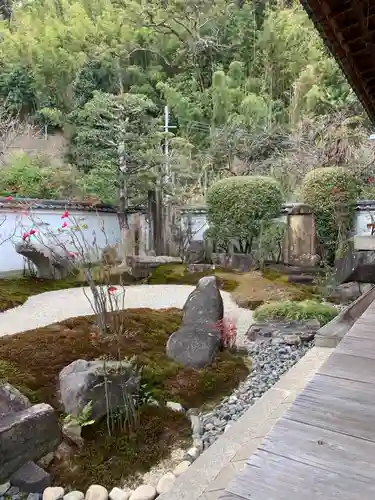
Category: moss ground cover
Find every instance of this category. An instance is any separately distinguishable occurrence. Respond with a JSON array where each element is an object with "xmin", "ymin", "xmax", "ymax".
[{"xmin": 0, "ymin": 308, "xmax": 249, "ymax": 489}]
